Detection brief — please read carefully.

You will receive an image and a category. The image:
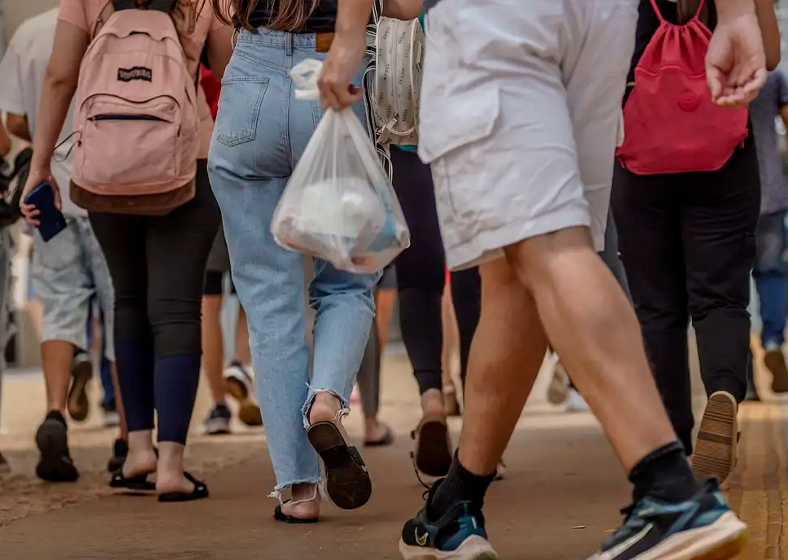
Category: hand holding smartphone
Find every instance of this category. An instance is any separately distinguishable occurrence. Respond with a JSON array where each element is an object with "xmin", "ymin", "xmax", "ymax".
[{"xmin": 23, "ymin": 181, "xmax": 67, "ymax": 242}]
